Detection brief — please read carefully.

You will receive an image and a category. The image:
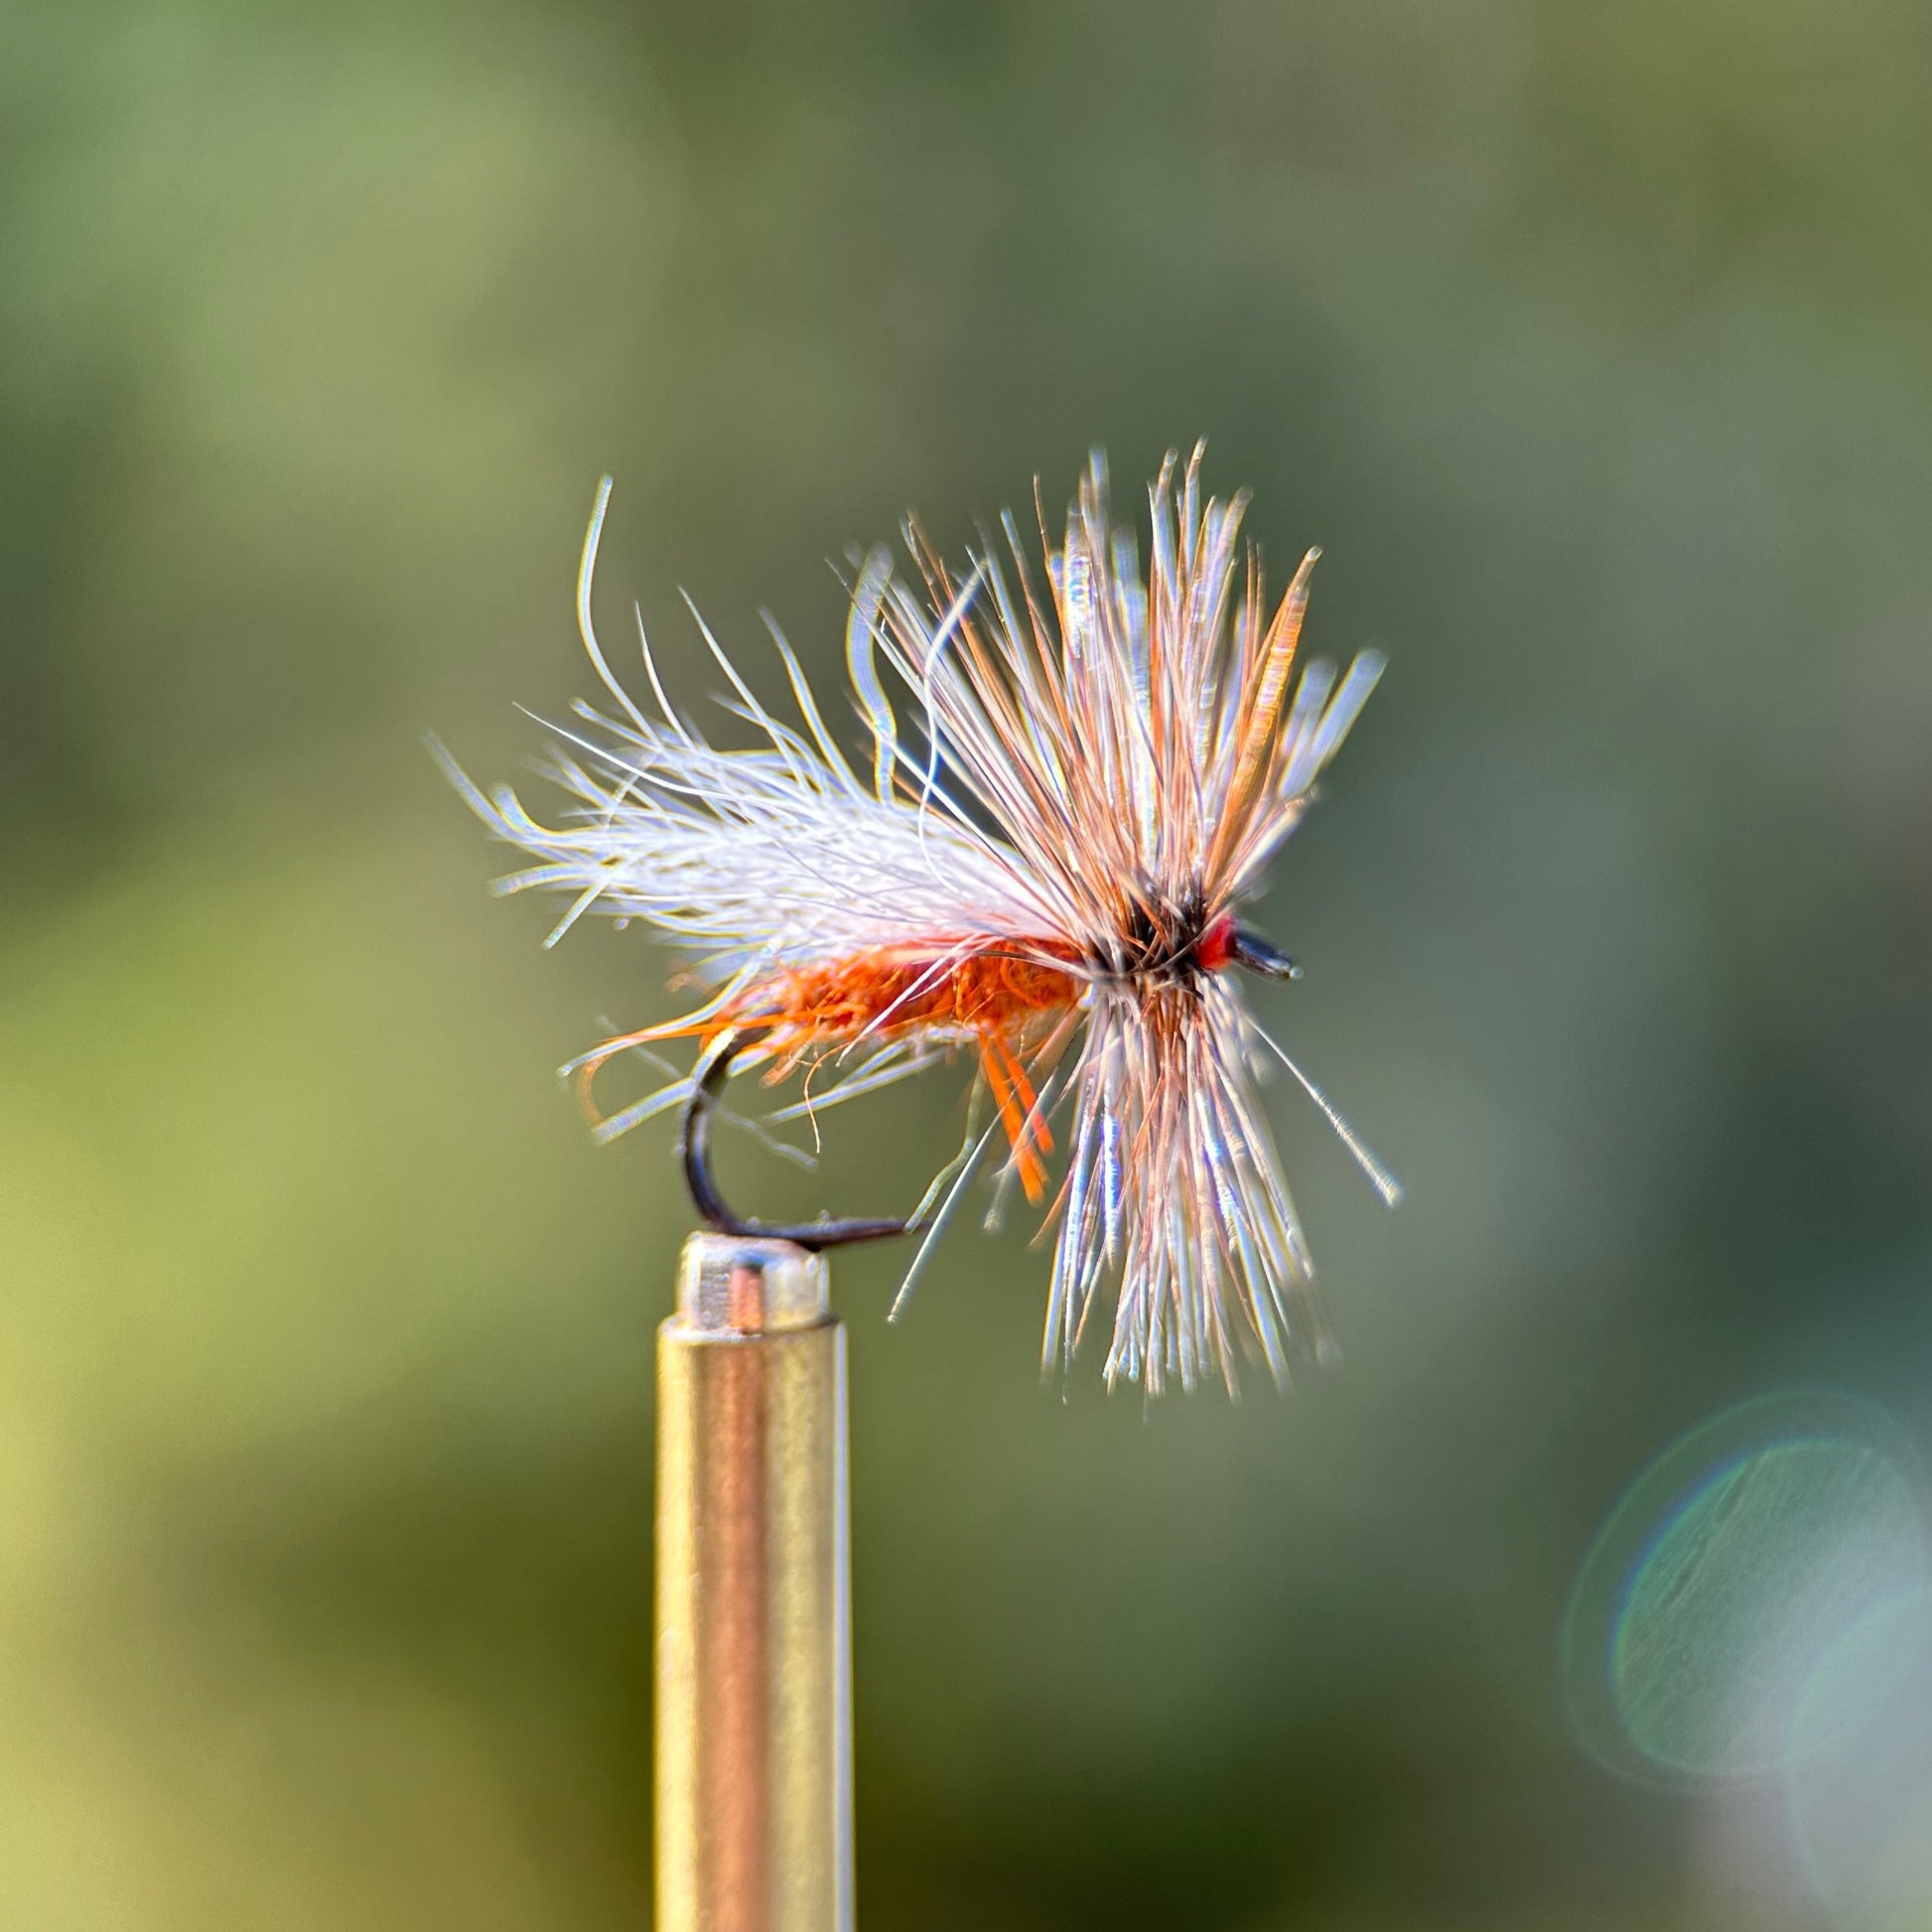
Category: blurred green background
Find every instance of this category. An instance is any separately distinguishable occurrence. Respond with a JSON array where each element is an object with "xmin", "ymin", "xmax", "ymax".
[{"xmin": 6, "ymin": 1, "xmax": 1932, "ymax": 1926}]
